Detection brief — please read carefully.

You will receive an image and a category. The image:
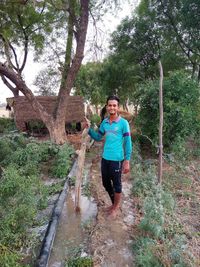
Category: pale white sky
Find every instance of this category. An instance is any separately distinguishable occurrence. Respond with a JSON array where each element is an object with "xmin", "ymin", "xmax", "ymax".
[{"xmin": 0, "ymin": 1, "xmax": 139, "ymax": 104}]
